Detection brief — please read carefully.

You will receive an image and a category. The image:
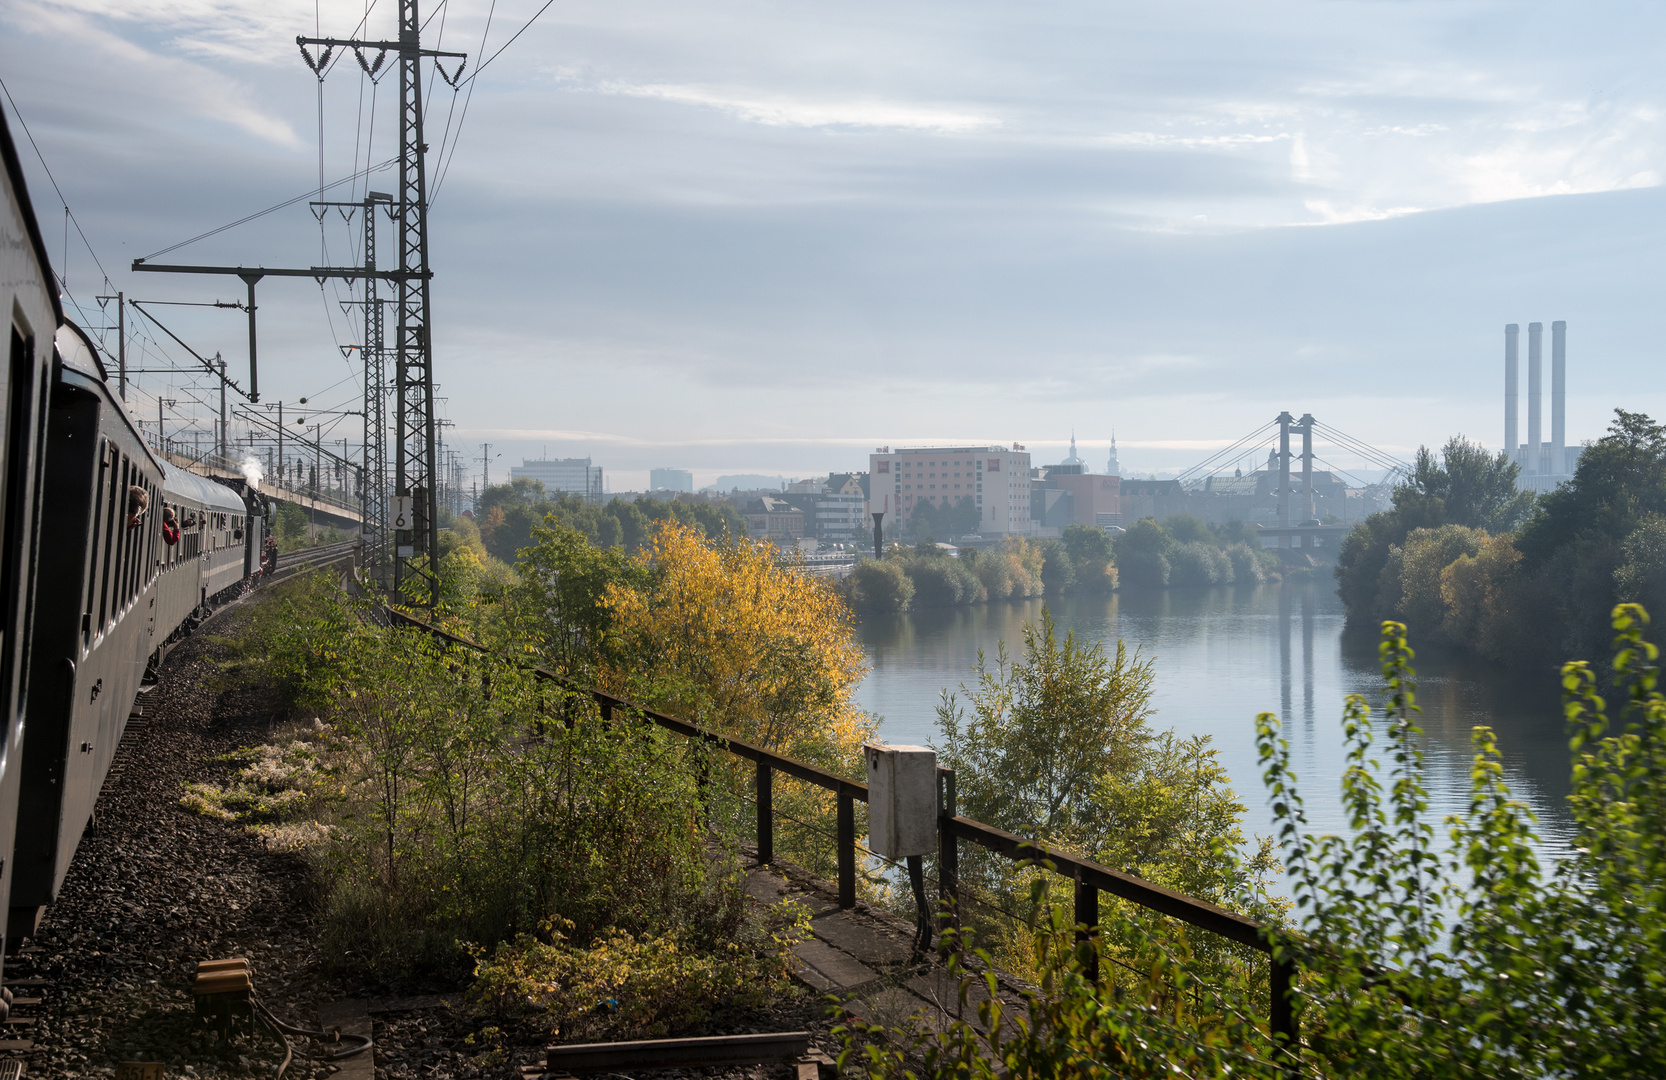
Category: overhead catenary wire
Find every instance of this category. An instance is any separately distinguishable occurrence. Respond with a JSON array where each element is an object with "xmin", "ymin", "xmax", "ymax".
[{"xmin": 137, "ymin": 157, "xmax": 397, "ymax": 263}]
